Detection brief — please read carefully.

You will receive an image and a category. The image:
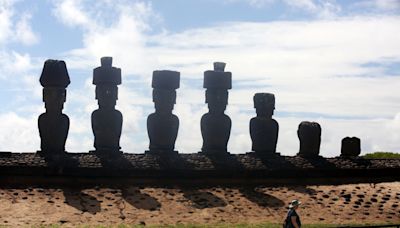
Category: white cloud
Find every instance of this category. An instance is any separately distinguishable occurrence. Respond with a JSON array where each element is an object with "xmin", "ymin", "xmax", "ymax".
[
  {"xmin": 48, "ymin": 0, "xmax": 400, "ymax": 154},
  {"xmin": 53, "ymin": 0, "xmax": 158, "ymax": 77},
  {"xmin": 53, "ymin": 0, "xmax": 90, "ymax": 27},
  {"xmin": 0, "ymin": 0, "xmax": 38, "ymax": 45},
  {"xmin": 0, "ymin": 112, "xmax": 39, "ymax": 152},
  {"xmin": 0, "ymin": 0, "xmax": 399, "ymax": 156},
  {"xmin": 0, "ymin": 0, "xmax": 14, "ymax": 44},
  {"xmin": 225, "ymin": 0, "xmax": 341, "ymax": 18},
  {"xmin": 354, "ymin": 0, "xmax": 400, "ymax": 12},
  {"xmin": 15, "ymin": 12, "xmax": 39, "ymax": 45}
]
